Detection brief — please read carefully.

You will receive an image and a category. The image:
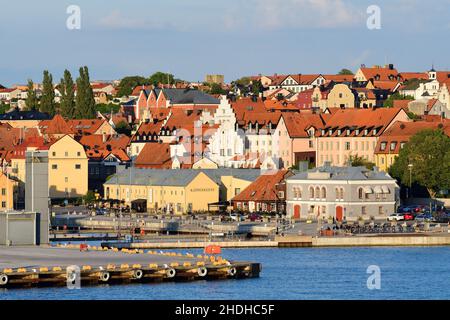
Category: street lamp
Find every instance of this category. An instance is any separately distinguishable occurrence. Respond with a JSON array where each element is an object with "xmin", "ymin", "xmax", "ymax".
[{"xmin": 408, "ymin": 163, "xmax": 413, "ymax": 198}]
